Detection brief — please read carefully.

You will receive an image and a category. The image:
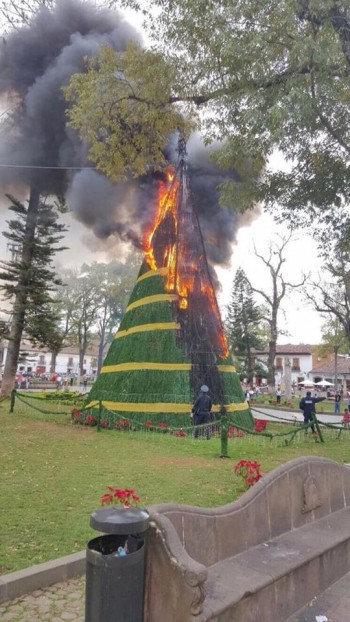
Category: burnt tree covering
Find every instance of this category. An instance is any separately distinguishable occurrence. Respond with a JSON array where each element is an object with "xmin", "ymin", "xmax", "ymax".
[
  {"xmin": 148, "ymin": 144, "xmax": 228, "ymax": 403},
  {"xmin": 0, "ymin": 194, "xmax": 66, "ymax": 395}
]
